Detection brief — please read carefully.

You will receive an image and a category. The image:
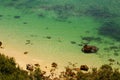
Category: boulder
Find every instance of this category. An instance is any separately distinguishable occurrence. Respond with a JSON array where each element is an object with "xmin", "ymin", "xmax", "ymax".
[
  {"xmin": 34, "ymin": 63, "xmax": 40, "ymax": 67},
  {"xmin": 0, "ymin": 41, "xmax": 2, "ymax": 47},
  {"xmin": 26, "ymin": 64, "xmax": 34, "ymax": 71},
  {"xmin": 51, "ymin": 62, "xmax": 58, "ymax": 68},
  {"xmin": 80, "ymin": 65, "xmax": 89, "ymax": 71},
  {"xmin": 0, "ymin": 41, "xmax": 3, "ymax": 48},
  {"xmin": 81, "ymin": 44, "xmax": 98, "ymax": 53}
]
